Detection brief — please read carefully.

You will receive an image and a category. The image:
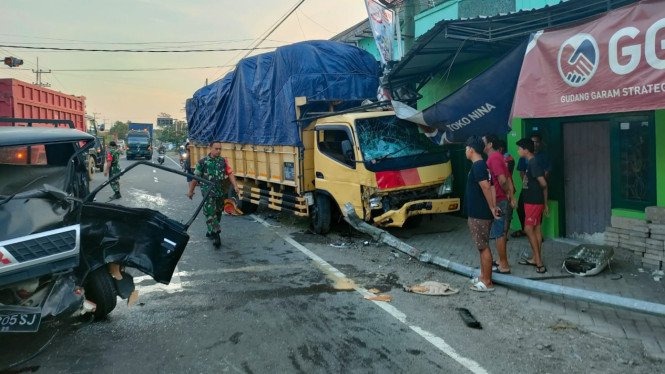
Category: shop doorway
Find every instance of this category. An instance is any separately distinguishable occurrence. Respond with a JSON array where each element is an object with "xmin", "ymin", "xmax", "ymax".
[{"xmin": 562, "ymin": 121, "xmax": 611, "ymax": 236}]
